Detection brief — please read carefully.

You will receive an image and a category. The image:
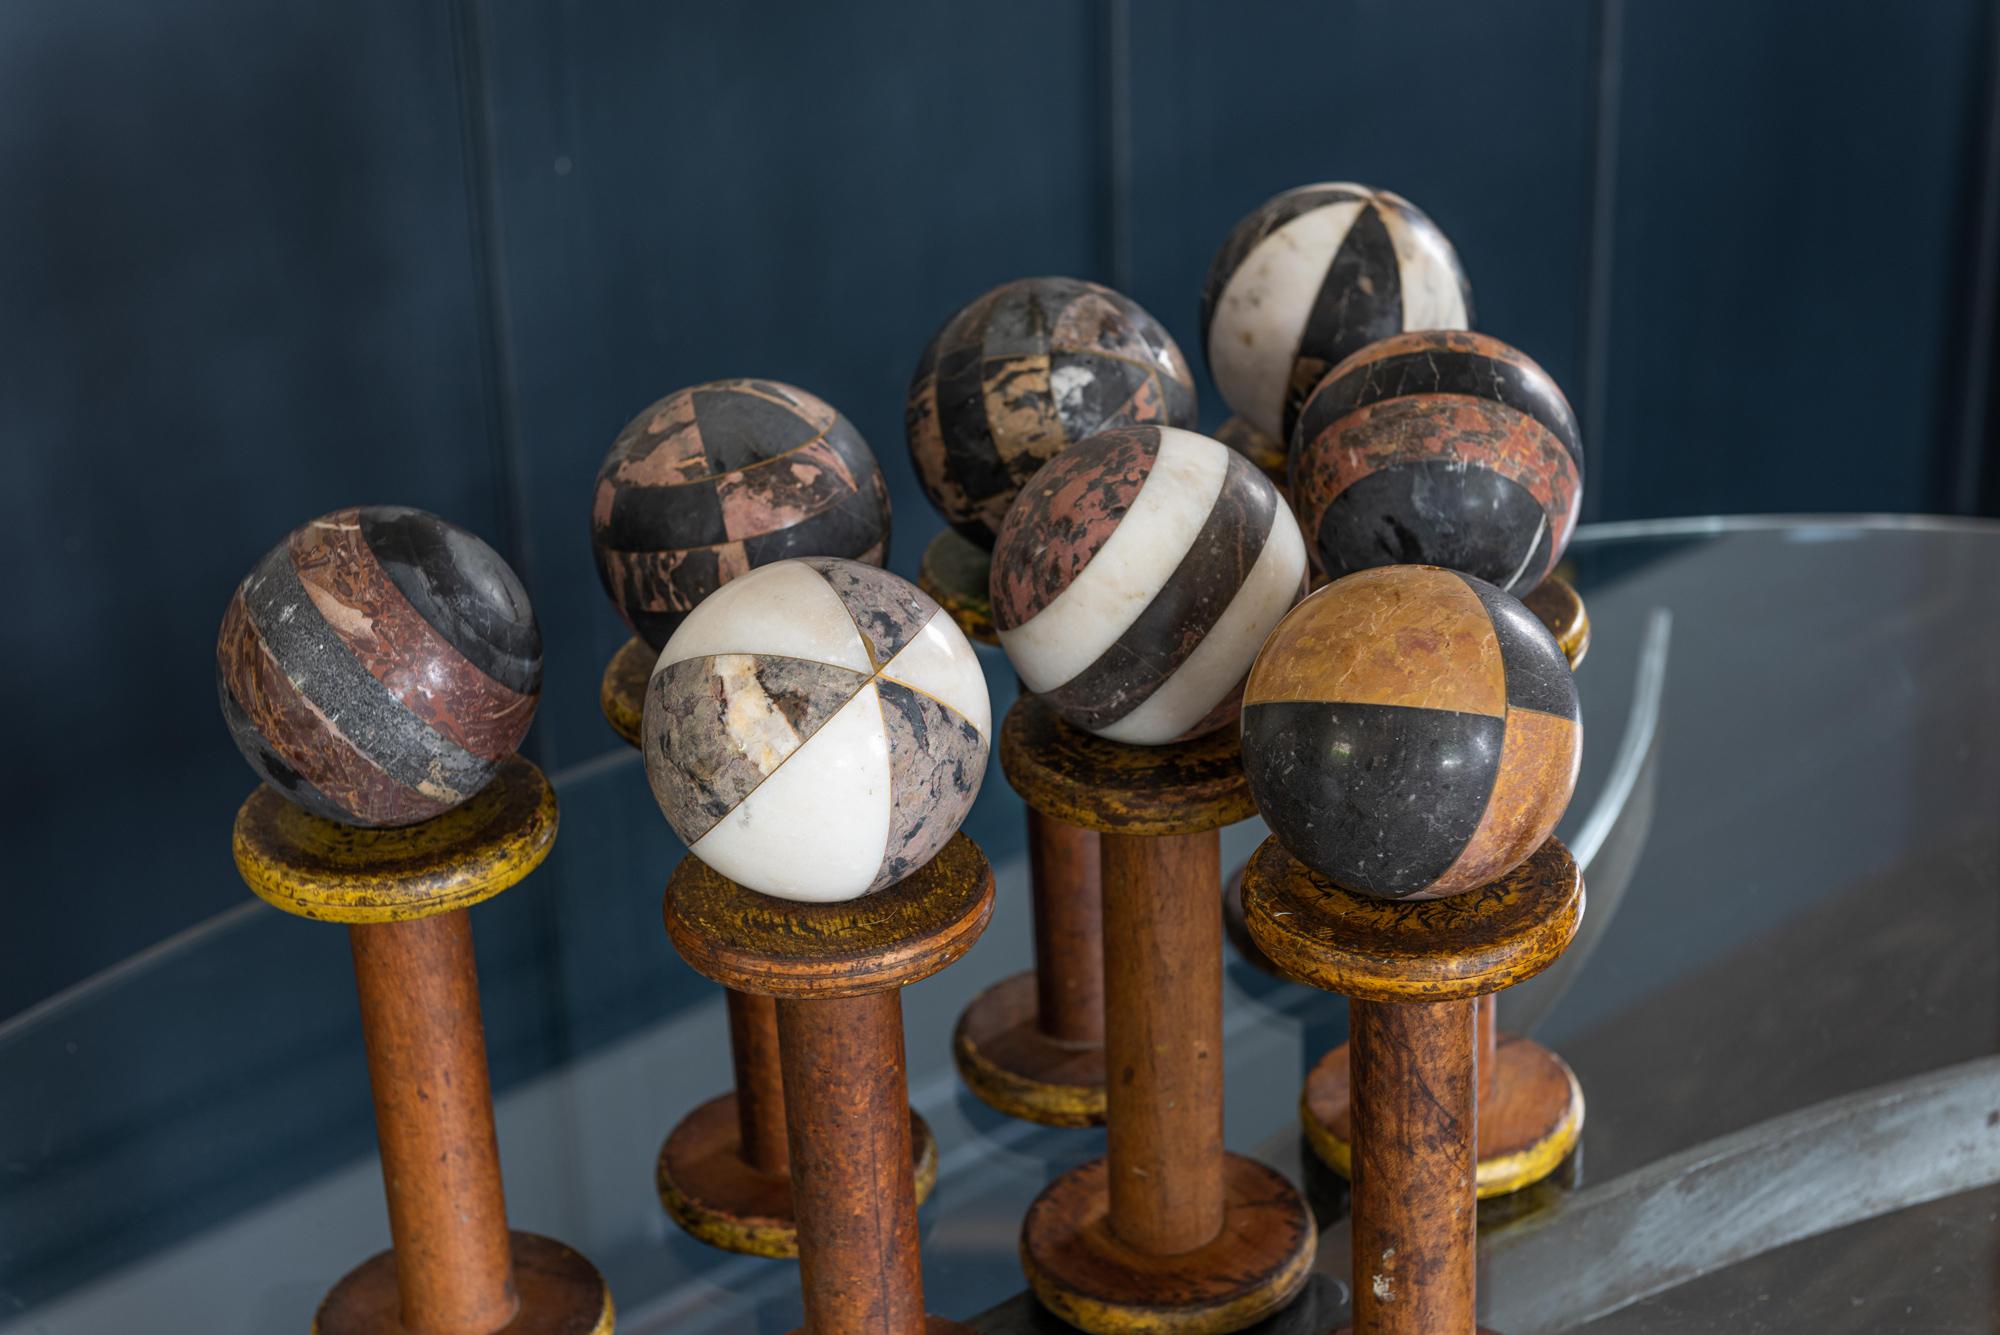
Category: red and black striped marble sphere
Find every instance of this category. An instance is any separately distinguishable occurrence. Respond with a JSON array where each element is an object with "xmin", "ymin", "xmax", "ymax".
[
  {"xmin": 906, "ymin": 276, "xmax": 1197, "ymax": 547},
  {"xmin": 217, "ymin": 507, "xmax": 542, "ymax": 828},
  {"xmin": 591, "ymin": 379, "xmax": 891, "ymax": 649},
  {"xmin": 1292, "ymin": 331, "xmax": 1583, "ymax": 596},
  {"xmin": 1241, "ymin": 565, "xmax": 1580, "ymax": 900}
]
